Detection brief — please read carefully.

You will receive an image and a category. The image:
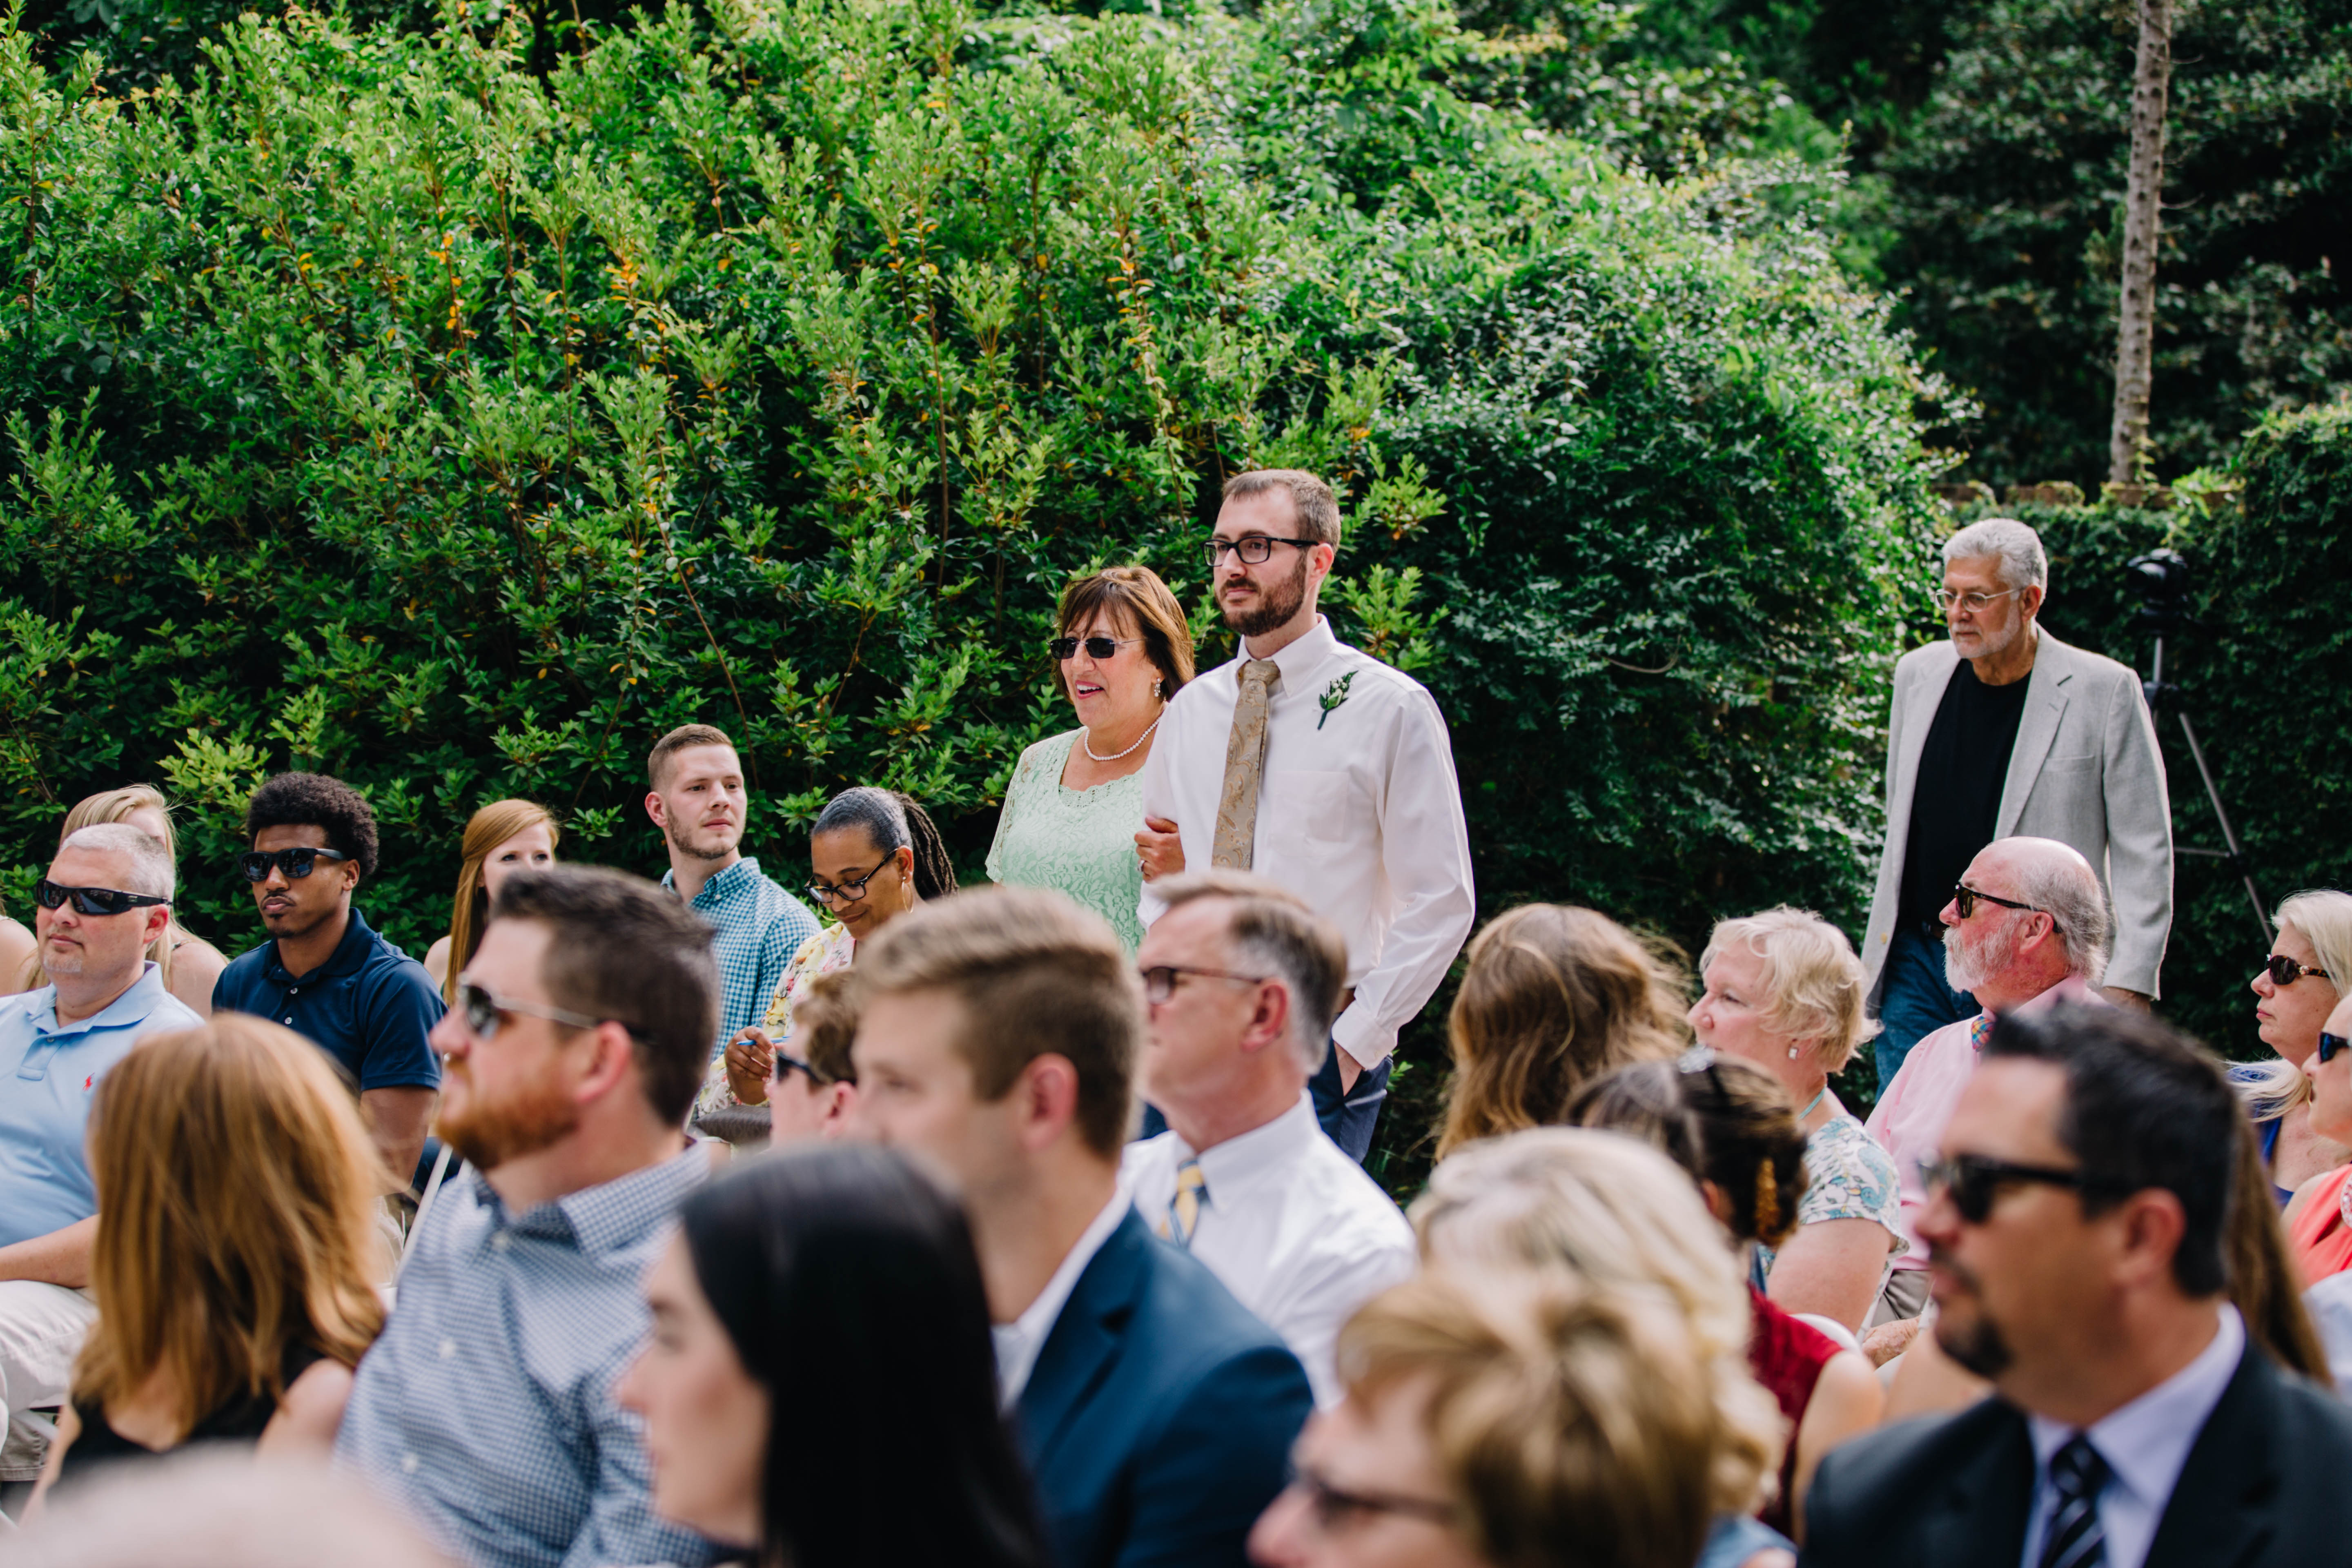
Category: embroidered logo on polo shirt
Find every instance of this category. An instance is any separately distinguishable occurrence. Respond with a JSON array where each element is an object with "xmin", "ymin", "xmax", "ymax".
[{"xmin": 82, "ymin": 1074, "xmax": 93, "ymax": 1091}]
